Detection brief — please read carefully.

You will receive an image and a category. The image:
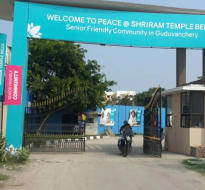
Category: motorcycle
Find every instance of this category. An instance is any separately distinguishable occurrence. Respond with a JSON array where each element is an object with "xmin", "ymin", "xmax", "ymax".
[{"xmin": 118, "ymin": 135, "xmax": 132, "ymax": 157}]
